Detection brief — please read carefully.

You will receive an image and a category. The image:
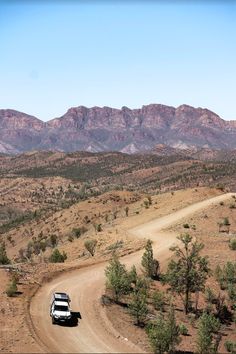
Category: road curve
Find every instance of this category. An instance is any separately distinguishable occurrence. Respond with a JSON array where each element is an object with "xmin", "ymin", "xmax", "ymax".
[{"xmin": 30, "ymin": 193, "xmax": 234, "ymax": 353}]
